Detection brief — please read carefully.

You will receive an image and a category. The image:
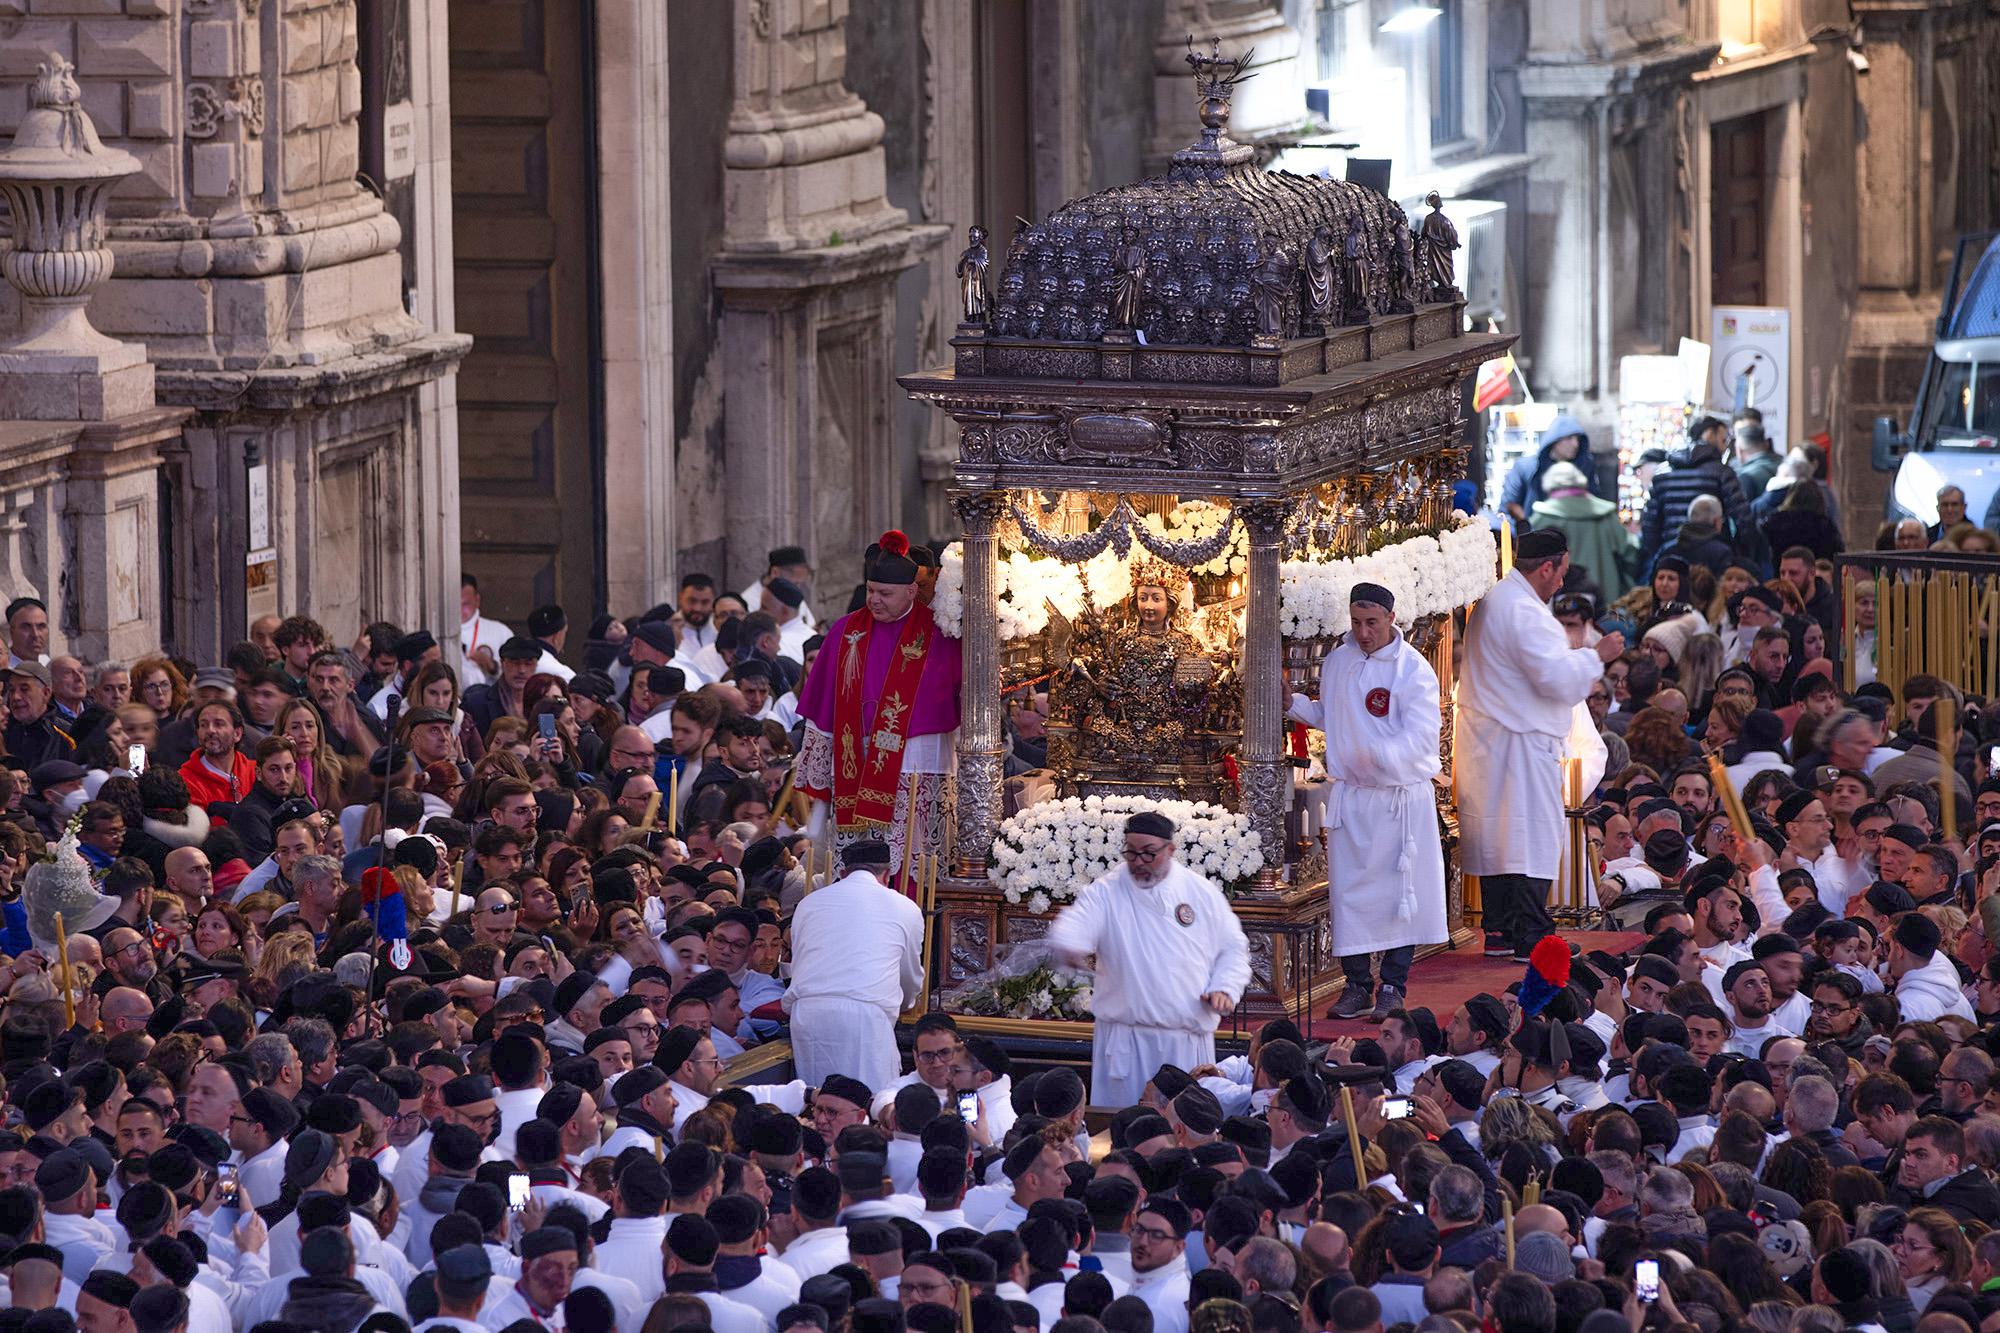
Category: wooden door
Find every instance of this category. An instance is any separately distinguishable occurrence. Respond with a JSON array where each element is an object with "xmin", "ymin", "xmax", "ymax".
[
  {"xmin": 450, "ymin": 0, "xmax": 601, "ymax": 626},
  {"xmin": 1711, "ymin": 114, "xmax": 1768, "ymax": 307}
]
